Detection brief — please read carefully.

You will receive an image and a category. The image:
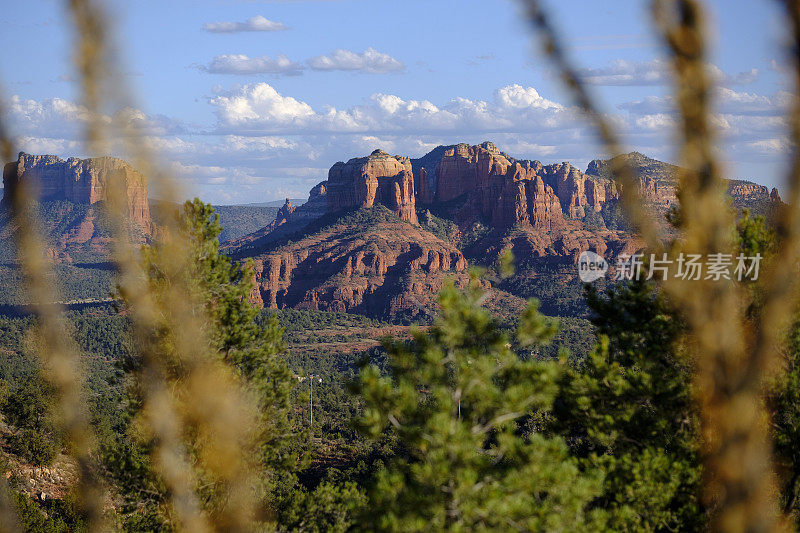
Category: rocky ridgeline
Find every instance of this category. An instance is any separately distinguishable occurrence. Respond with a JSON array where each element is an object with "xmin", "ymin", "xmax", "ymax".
[
  {"xmin": 2, "ymin": 152, "xmax": 151, "ymax": 227},
  {"xmin": 728, "ymin": 180, "xmax": 782, "ymax": 202},
  {"xmin": 323, "ymin": 143, "xmax": 783, "ymax": 232},
  {"xmin": 325, "ymin": 142, "xmax": 622, "ymax": 230}
]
